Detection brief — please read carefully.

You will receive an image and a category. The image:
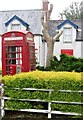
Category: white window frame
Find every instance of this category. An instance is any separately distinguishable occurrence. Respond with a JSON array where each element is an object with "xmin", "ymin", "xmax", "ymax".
[
  {"xmin": 63, "ymin": 27, "xmax": 72, "ymax": 43},
  {"xmin": 11, "ymin": 24, "xmax": 21, "ymax": 30}
]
